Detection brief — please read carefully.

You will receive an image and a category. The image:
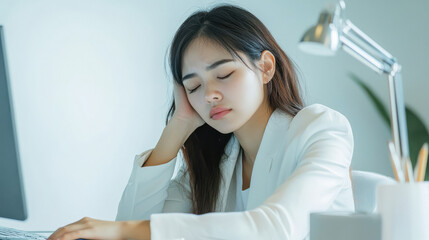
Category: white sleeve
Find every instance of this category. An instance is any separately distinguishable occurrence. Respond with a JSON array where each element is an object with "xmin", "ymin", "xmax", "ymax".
[
  {"xmin": 149, "ymin": 108, "xmax": 354, "ymax": 240},
  {"xmin": 115, "ymin": 149, "xmax": 192, "ymax": 221}
]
